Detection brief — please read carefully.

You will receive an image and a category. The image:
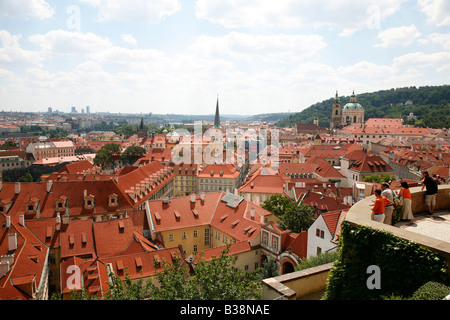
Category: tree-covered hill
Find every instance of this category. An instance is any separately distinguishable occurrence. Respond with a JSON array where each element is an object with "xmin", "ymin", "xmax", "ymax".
[{"xmin": 275, "ymin": 85, "xmax": 450, "ymax": 129}]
